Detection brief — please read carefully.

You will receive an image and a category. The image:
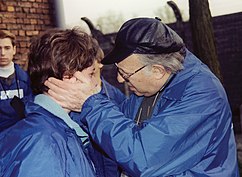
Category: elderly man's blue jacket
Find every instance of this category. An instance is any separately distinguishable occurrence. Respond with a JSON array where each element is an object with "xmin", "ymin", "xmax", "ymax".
[{"xmin": 79, "ymin": 50, "xmax": 240, "ymax": 177}]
